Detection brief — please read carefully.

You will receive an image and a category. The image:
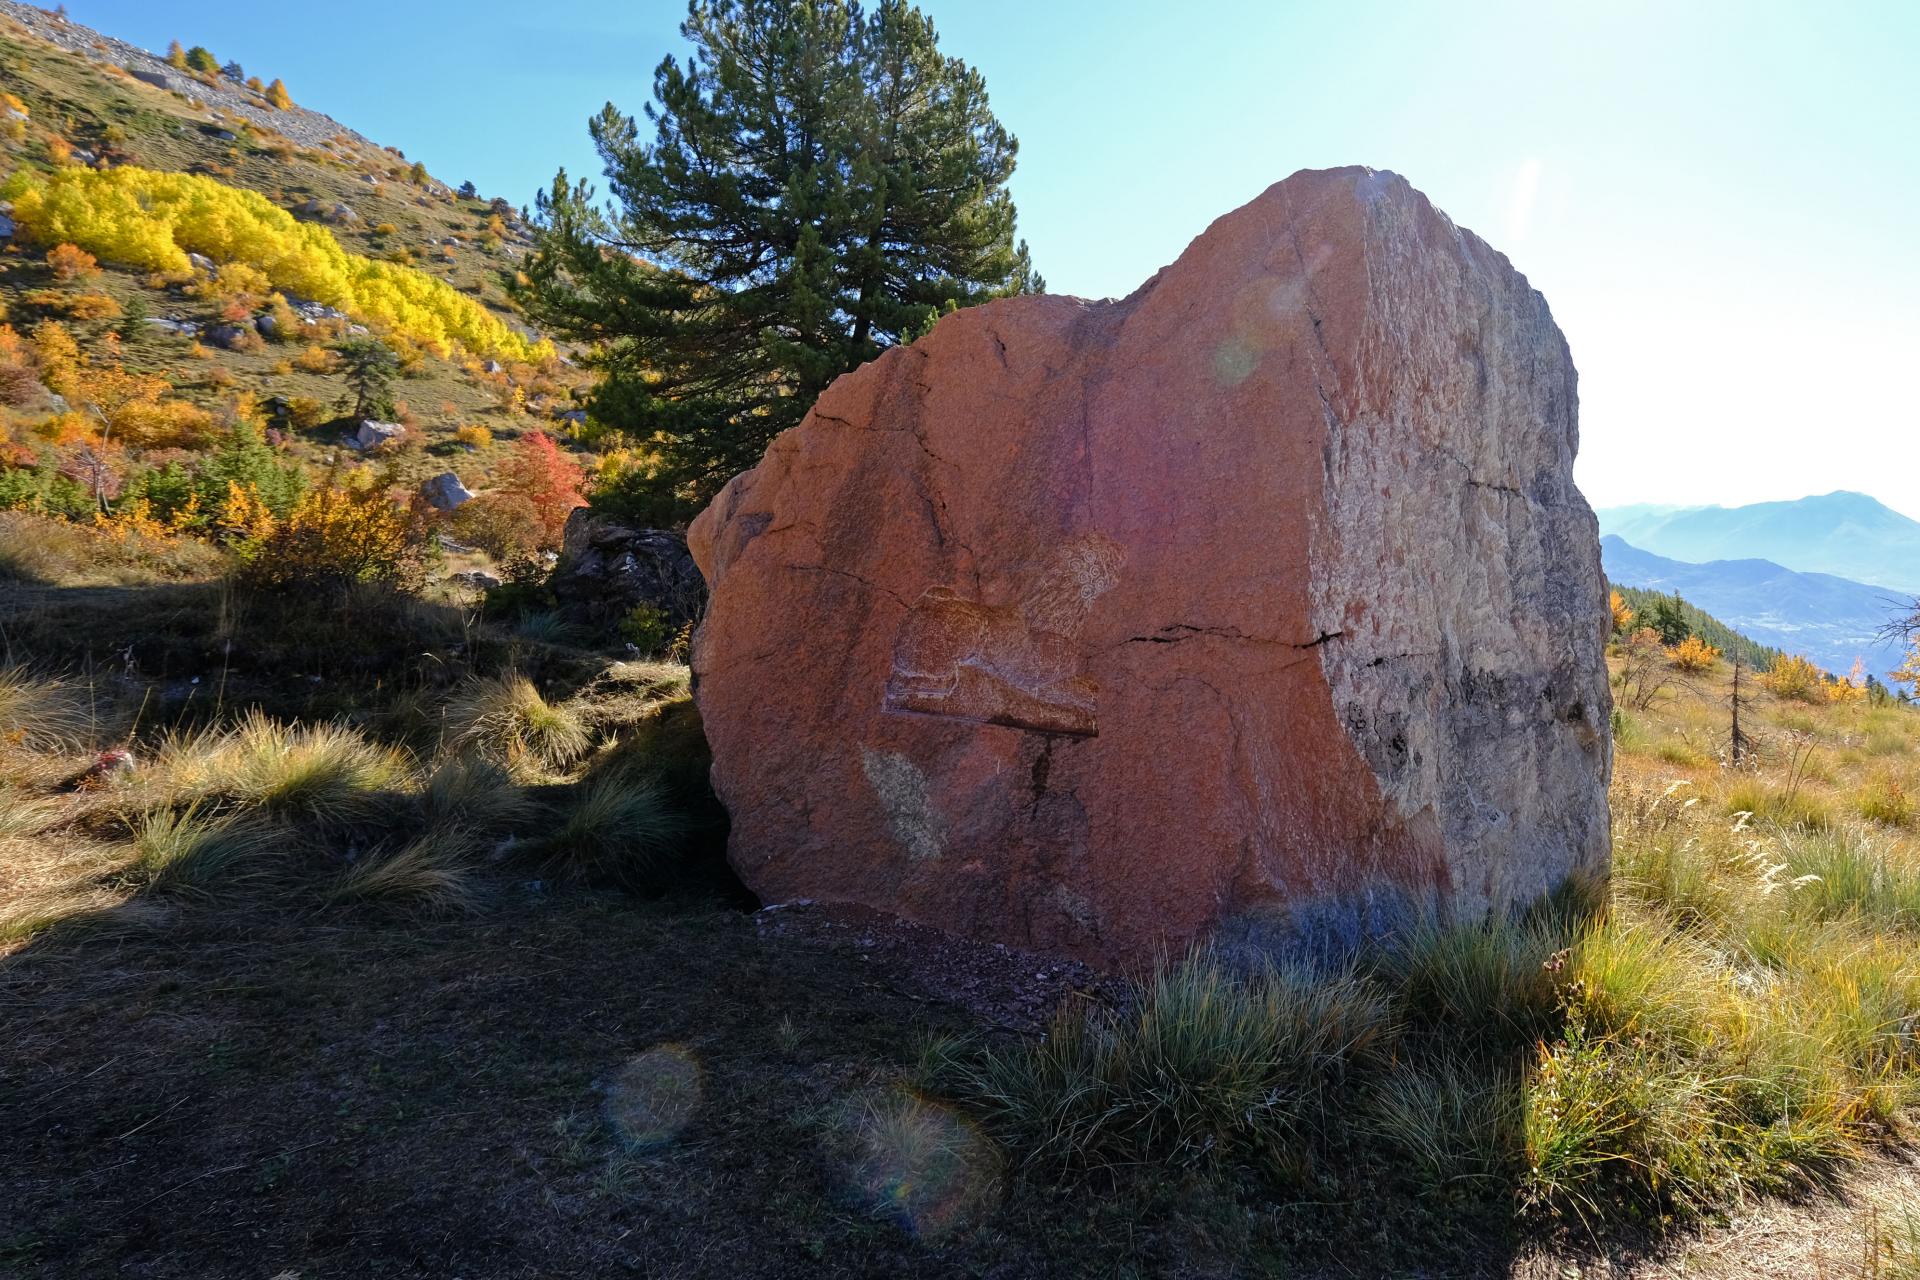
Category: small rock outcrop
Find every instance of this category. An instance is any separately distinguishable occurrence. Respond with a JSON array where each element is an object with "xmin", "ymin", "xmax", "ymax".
[
  {"xmin": 688, "ymin": 166, "xmax": 1612, "ymax": 967},
  {"xmin": 352, "ymin": 420, "xmax": 404, "ymax": 451},
  {"xmin": 552, "ymin": 510, "xmax": 705, "ymax": 630},
  {"xmin": 420, "ymin": 472, "xmax": 473, "ymax": 511}
]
